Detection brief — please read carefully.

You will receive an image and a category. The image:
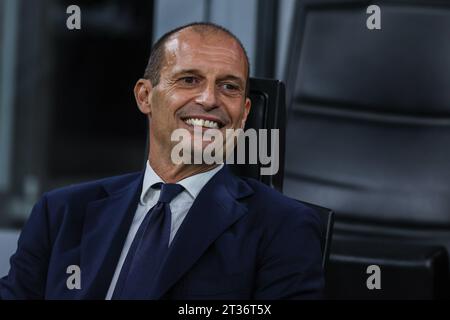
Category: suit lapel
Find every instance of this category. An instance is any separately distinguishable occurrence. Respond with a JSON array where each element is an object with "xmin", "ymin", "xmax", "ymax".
[
  {"xmin": 77, "ymin": 173, "xmax": 144, "ymax": 299},
  {"xmin": 150, "ymin": 166, "xmax": 254, "ymax": 299}
]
